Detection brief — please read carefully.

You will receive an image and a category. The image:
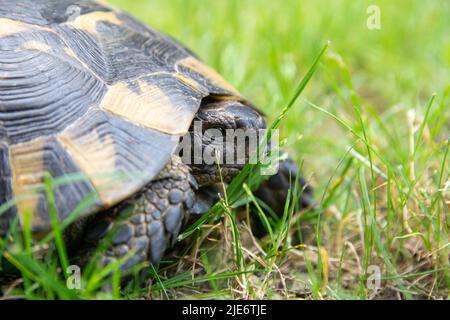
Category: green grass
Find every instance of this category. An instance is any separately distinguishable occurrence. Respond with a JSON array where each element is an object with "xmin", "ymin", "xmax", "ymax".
[{"xmin": 1, "ymin": 0, "xmax": 449, "ymax": 300}]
